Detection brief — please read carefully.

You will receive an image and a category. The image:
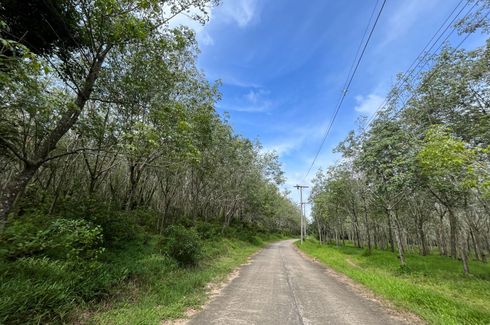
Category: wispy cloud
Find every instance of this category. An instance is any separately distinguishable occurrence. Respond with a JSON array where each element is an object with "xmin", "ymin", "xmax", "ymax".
[
  {"xmin": 219, "ymin": 0, "xmax": 260, "ymax": 28},
  {"xmin": 354, "ymin": 93, "xmax": 384, "ymax": 115},
  {"xmin": 224, "ymin": 88, "xmax": 274, "ymax": 113},
  {"xmin": 262, "ymin": 121, "xmax": 330, "ymax": 157},
  {"xmin": 263, "ymin": 139, "xmax": 301, "ymax": 156},
  {"xmin": 199, "ymin": 30, "xmax": 214, "ymax": 46},
  {"xmin": 380, "ymin": 0, "xmax": 441, "ymax": 47},
  {"xmin": 222, "ymin": 77, "xmax": 260, "ymax": 88}
]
